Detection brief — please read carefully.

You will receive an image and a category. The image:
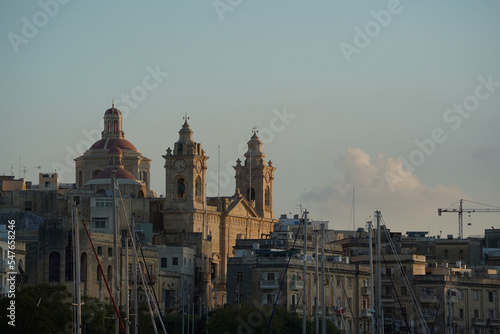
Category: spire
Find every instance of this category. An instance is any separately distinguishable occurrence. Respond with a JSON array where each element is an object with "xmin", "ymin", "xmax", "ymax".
[
  {"xmin": 244, "ymin": 127, "xmax": 265, "ymax": 166},
  {"xmin": 102, "ymin": 103, "xmax": 124, "ymax": 139}
]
